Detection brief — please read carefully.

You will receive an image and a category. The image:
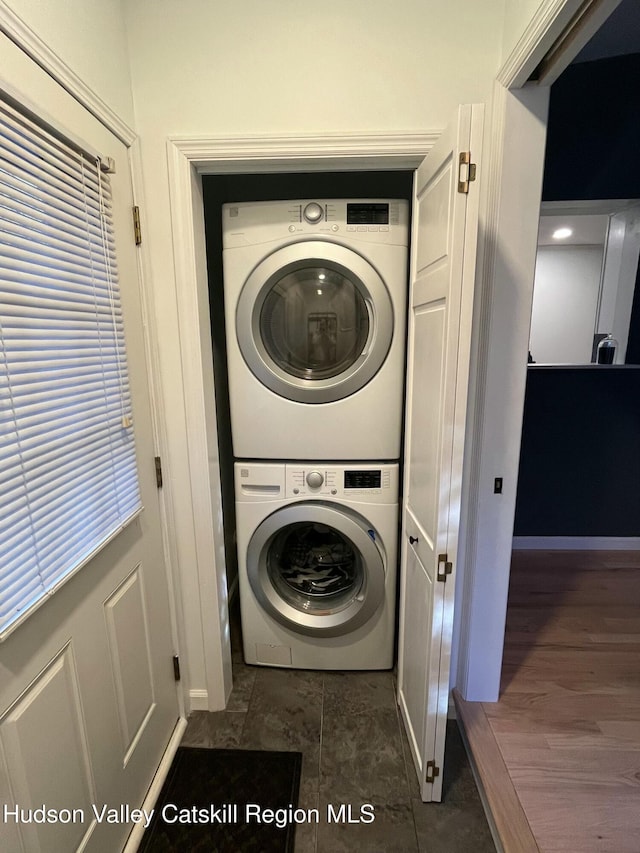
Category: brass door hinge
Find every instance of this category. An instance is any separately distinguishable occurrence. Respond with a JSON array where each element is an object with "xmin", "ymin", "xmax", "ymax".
[
  {"xmin": 425, "ymin": 759, "xmax": 440, "ymax": 784},
  {"xmin": 154, "ymin": 456, "xmax": 163, "ymax": 489},
  {"xmin": 132, "ymin": 205, "xmax": 142, "ymax": 245},
  {"xmin": 437, "ymin": 553, "xmax": 453, "ymax": 582},
  {"xmin": 458, "ymin": 151, "xmax": 476, "ymax": 194}
]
